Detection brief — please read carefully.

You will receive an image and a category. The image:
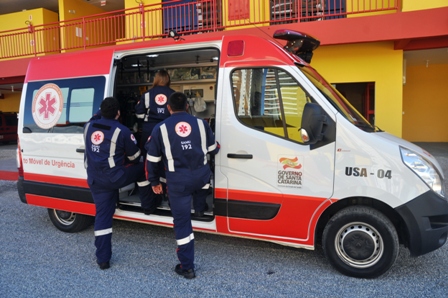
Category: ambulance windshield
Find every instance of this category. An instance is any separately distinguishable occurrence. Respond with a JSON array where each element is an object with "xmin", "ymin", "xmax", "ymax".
[{"xmin": 300, "ymin": 65, "xmax": 378, "ymax": 132}]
